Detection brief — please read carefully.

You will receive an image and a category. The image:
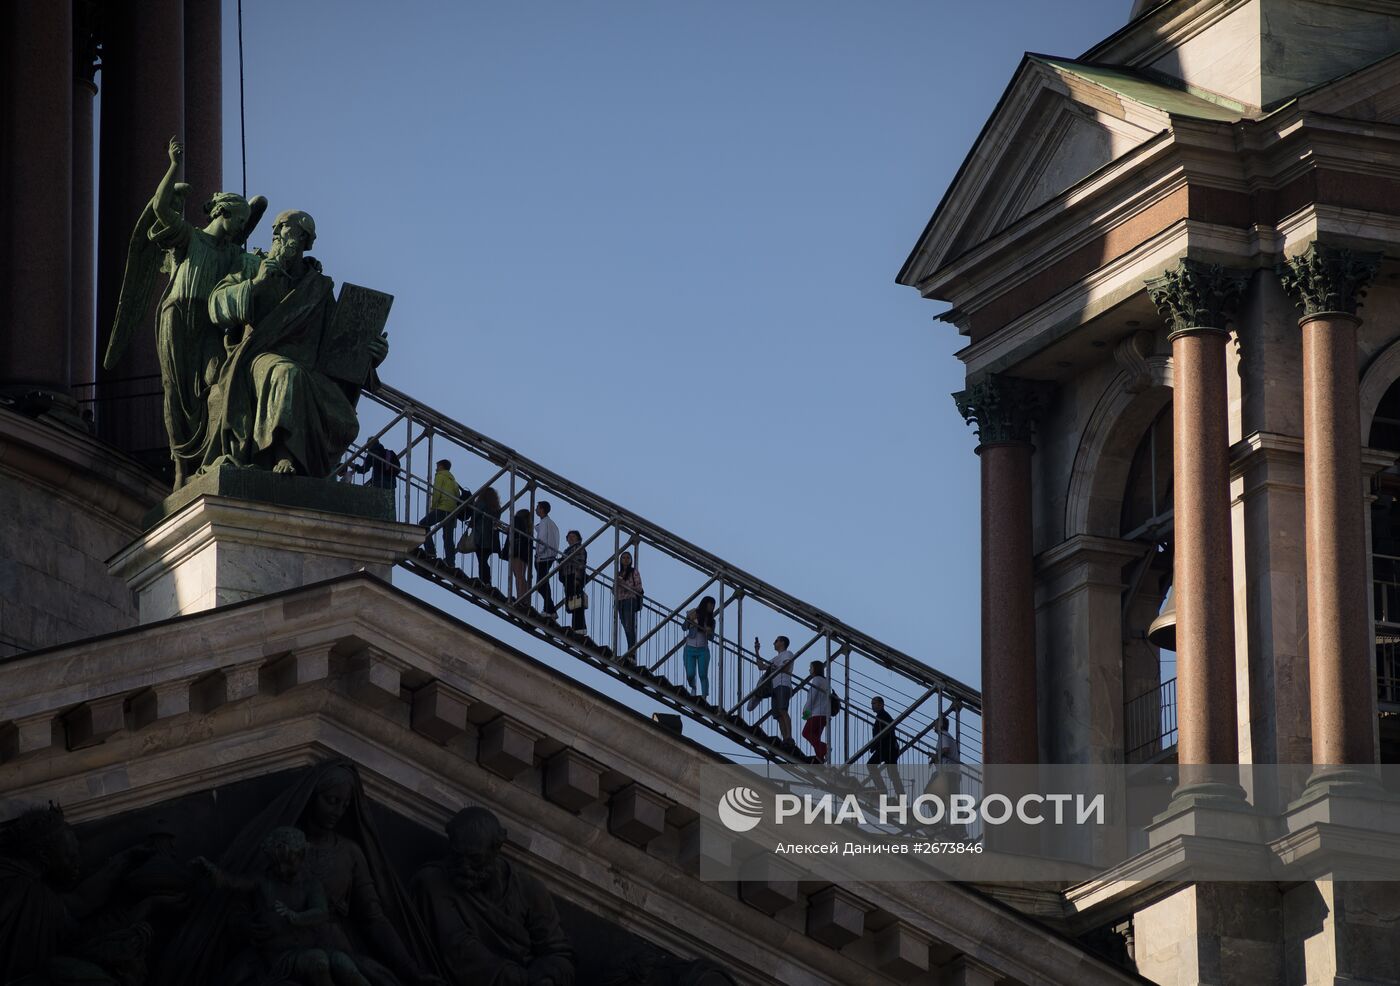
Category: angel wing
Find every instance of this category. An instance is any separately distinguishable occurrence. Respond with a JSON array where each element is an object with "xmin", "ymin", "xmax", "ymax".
[
  {"xmin": 239, "ymin": 195, "xmax": 269, "ymax": 248},
  {"xmin": 102, "ymin": 198, "xmax": 163, "ymax": 371}
]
